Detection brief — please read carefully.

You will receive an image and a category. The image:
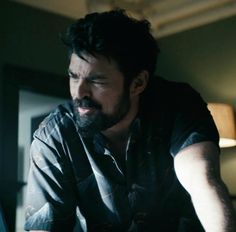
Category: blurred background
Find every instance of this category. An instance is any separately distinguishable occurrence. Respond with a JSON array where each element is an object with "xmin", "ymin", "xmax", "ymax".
[{"xmin": 0, "ymin": 0, "xmax": 236, "ymax": 231}]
